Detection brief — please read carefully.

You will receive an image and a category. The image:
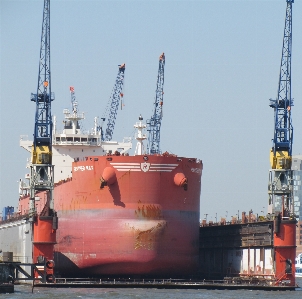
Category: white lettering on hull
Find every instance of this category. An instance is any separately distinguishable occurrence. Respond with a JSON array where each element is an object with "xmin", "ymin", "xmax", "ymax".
[{"xmin": 74, "ymin": 165, "xmax": 94, "ymax": 172}]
